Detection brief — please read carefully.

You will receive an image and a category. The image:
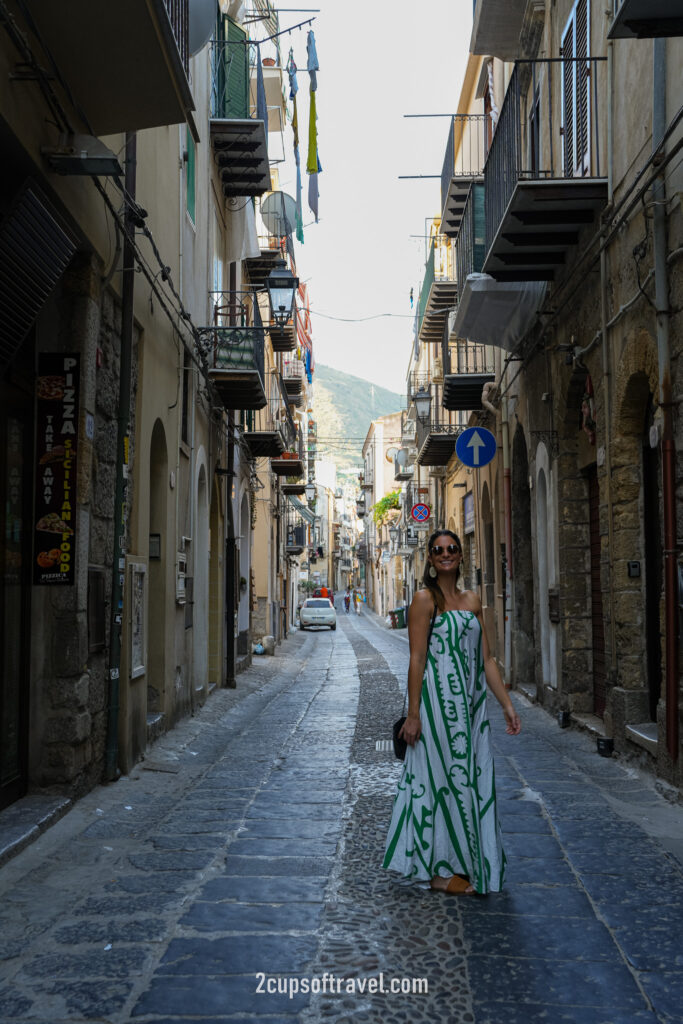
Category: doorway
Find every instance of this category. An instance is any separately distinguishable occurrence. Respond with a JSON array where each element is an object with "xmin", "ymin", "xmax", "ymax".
[
  {"xmin": 586, "ymin": 465, "xmax": 607, "ymax": 717},
  {"xmin": 0, "ymin": 364, "xmax": 33, "ymax": 809}
]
